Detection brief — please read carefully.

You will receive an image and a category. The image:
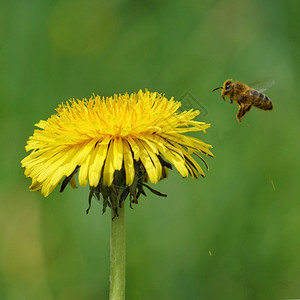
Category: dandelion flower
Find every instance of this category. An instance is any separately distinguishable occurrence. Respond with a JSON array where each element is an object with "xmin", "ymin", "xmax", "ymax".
[{"xmin": 21, "ymin": 90, "xmax": 213, "ymax": 214}]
